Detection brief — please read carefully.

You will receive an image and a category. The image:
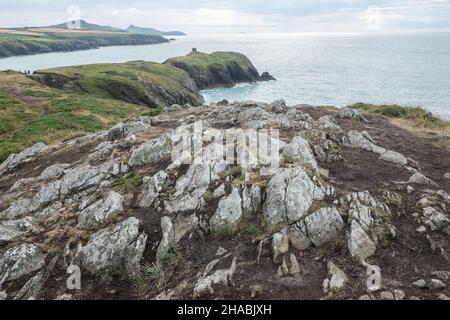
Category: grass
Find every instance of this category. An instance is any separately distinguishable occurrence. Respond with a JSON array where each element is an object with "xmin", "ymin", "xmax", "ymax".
[
  {"xmin": 0, "ymin": 71, "xmax": 152, "ymax": 162},
  {"xmin": 166, "ymin": 51, "xmax": 254, "ymax": 73},
  {"xmin": 0, "ymin": 29, "xmax": 167, "ymax": 58},
  {"xmin": 159, "ymin": 244, "xmax": 180, "ymax": 269},
  {"xmin": 111, "ymin": 170, "xmax": 143, "ymax": 193},
  {"xmin": 39, "ymin": 61, "xmax": 189, "ymax": 99},
  {"xmin": 350, "ymin": 103, "xmax": 450, "ymax": 150}
]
